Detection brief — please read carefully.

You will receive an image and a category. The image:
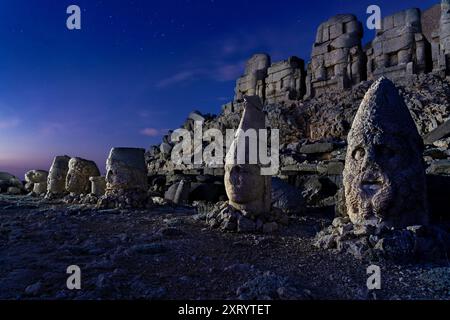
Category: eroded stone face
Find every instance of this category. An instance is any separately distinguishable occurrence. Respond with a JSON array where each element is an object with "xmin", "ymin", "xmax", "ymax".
[
  {"xmin": 47, "ymin": 156, "xmax": 71, "ymax": 196},
  {"xmin": 224, "ymin": 96, "xmax": 271, "ymax": 216},
  {"xmin": 66, "ymin": 157, "xmax": 100, "ymax": 195},
  {"xmin": 224, "ymin": 164, "xmax": 270, "ymax": 215},
  {"xmin": 89, "ymin": 176, "xmax": 106, "ymax": 196},
  {"xmin": 105, "ymin": 148, "xmax": 147, "ymax": 192},
  {"xmin": 343, "ymin": 77, "xmax": 428, "ymax": 228}
]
